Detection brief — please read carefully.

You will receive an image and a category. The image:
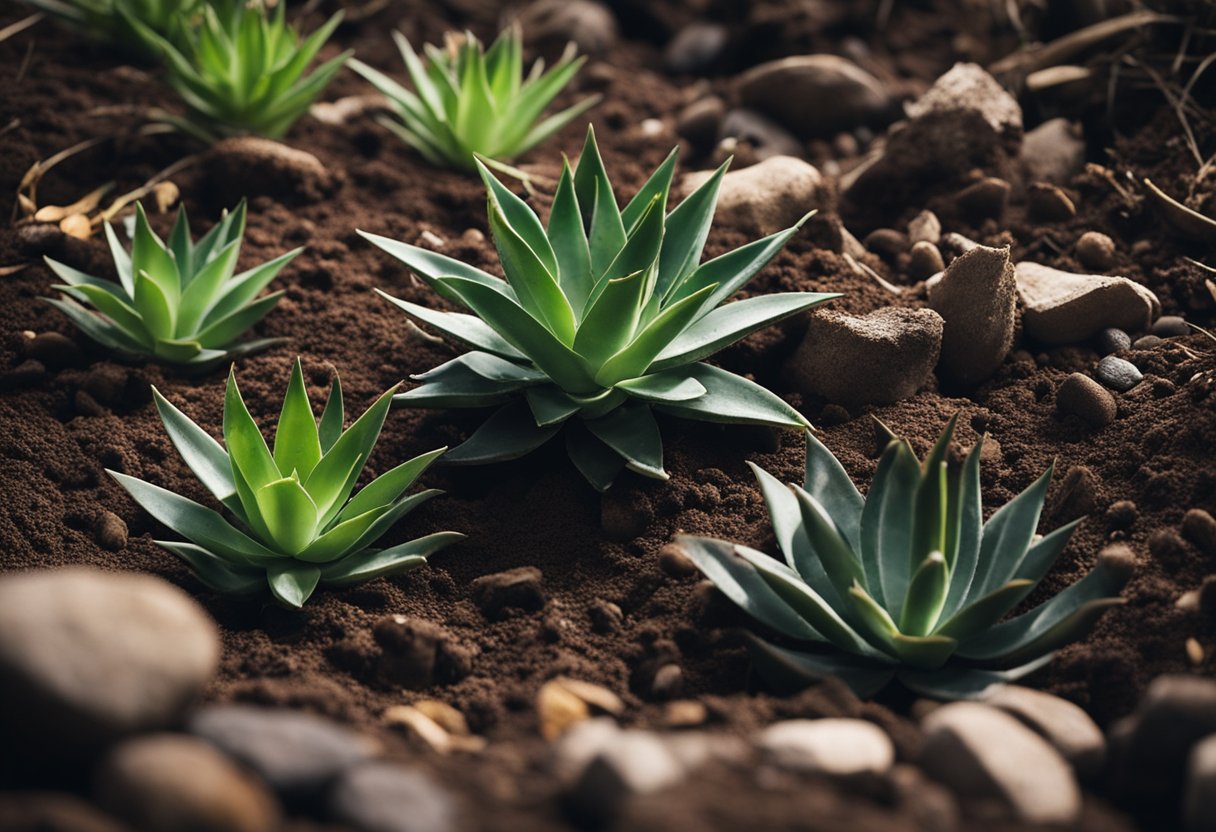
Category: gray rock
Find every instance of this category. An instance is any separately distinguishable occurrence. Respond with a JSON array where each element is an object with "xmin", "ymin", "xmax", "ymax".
[
  {"xmin": 1096, "ymin": 355, "xmax": 1143, "ymax": 392},
  {"xmin": 567, "ymin": 731, "xmax": 685, "ymax": 821},
  {"xmin": 1133, "ymin": 334, "xmax": 1165, "ymax": 349},
  {"xmin": 681, "ymin": 156, "xmax": 824, "ymax": 236},
  {"xmin": 0, "ymin": 567, "xmax": 219, "ymax": 756},
  {"xmin": 1114, "ymin": 675, "xmax": 1216, "ymax": 803},
  {"xmin": 907, "ymin": 210, "xmax": 941, "ymax": 244},
  {"xmin": 928, "ymin": 245, "xmax": 1018, "ymax": 385},
  {"xmin": 188, "ymin": 705, "xmax": 380, "ymax": 799},
  {"xmin": 95, "ymin": 734, "xmax": 280, "ymax": 832},
  {"xmin": 1098, "ymin": 327, "xmax": 1132, "ymax": 355},
  {"xmin": 676, "ymin": 96, "xmax": 725, "ymax": 147},
  {"xmin": 1021, "ymin": 118, "xmax": 1085, "ymax": 184},
  {"xmin": 981, "ymin": 686, "xmax": 1106, "ymax": 780},
  {"xmin": 719, "ymin": 109, "xmax": 802, "ymax": 160},
  {"xmin": 785, "ymin": 306, "xmax": 943, "ymax": 407},
  {"xmin": 515, "ymin": 0, "xmax": 617, "ymax": 57},
  {"xmin": 1185, "ymin": 734, "xmax": 1216, "ymax": 832},
  {"xmin": 920, "ymin": 702, "xmax": 1081, "ymax": 825},
  {"xmin": 735, "ymin": 55, "xmax": 889, "ymax": 138},
  {"xmin": 1016, "ymin": 261, "xmax": 1160, "ymax": 344},
  {"xmin": 1153, "ymin": 315, "xmax": 1190, "ymax": 337},
  {"xmin": 664, "ymin": 22, "xmax": 728, "ymax": 74},
  {"xmin": 1056, "ymin": 373, "xmax": 1117, "ymax": 428},
  {"xmin": 908, "ymin": 241, "xmax": 945, "ymax": 280},
  {"xmin": 758, "ymin": 718, "xmax": 894, "ymax": 776},
  {"xmin": 1076, "ymin": 231, "xmax": 1116, "ymax": 271},
  {"xmin": 329, "ymin": 762, "xmax": 457, "ymax": 832}
]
